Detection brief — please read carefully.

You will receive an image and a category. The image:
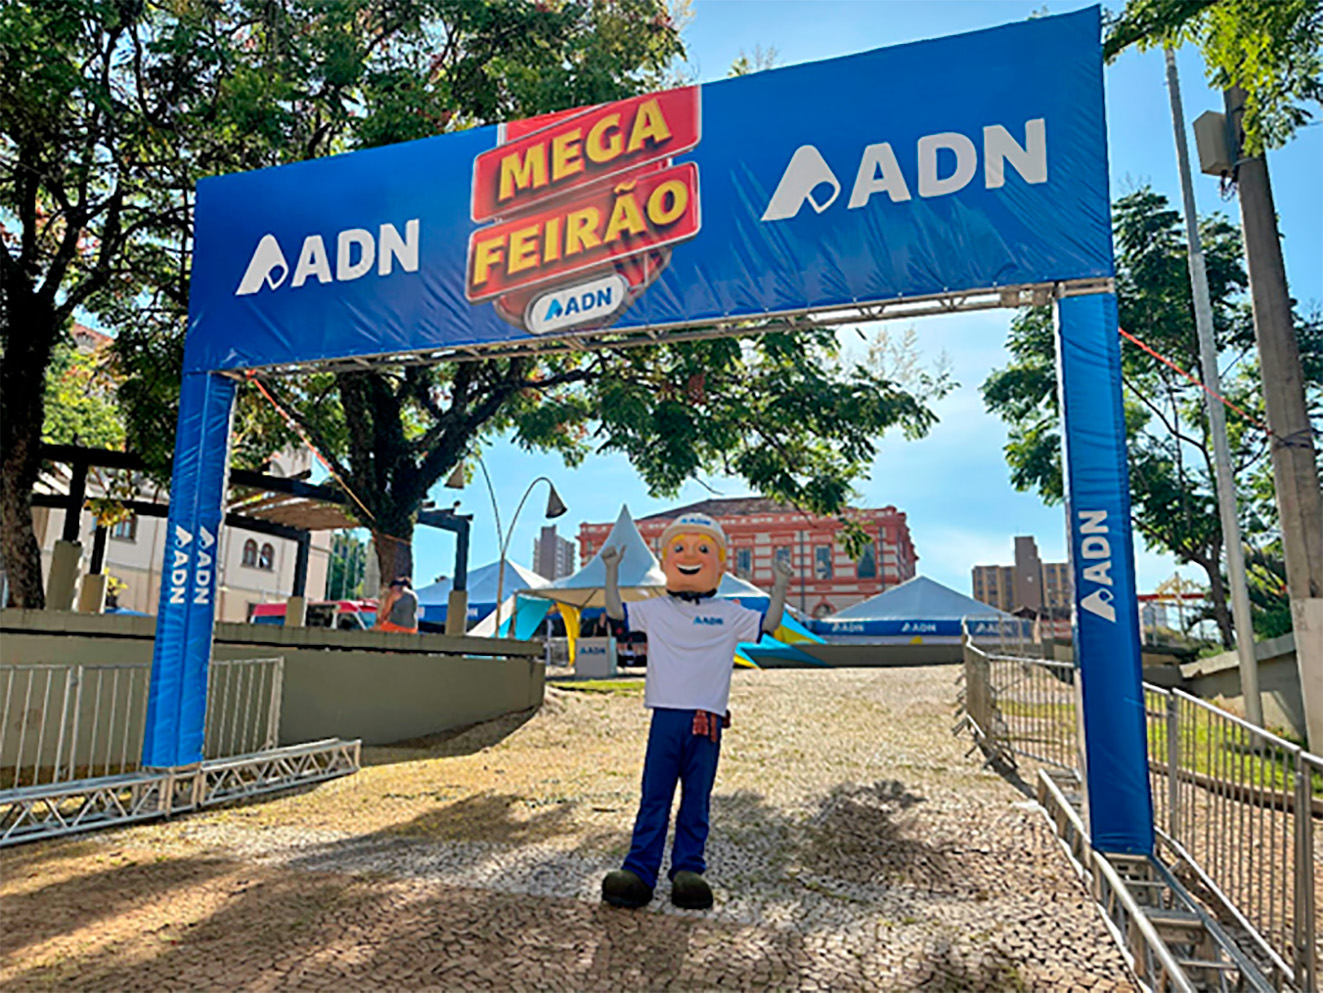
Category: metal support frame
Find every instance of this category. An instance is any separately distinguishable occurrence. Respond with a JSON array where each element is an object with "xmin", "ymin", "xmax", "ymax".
[
  {"xmin": 419, "ymin": 508, "xmax": 471, "ymax": 592},
  {"xmin": 0, "ymin": 738, "xmax": 360, "ymax": 847},
  {"xmin": 36, "ymin": 444, "xmax": 473, "ymax": 595},
  {"xmin": 219, "ymin": 277, "xmax": 1116, "ymax": 378},
  {"xmin": 292, "ymin": 532, "xmax": 310, "ymax": 597}
]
